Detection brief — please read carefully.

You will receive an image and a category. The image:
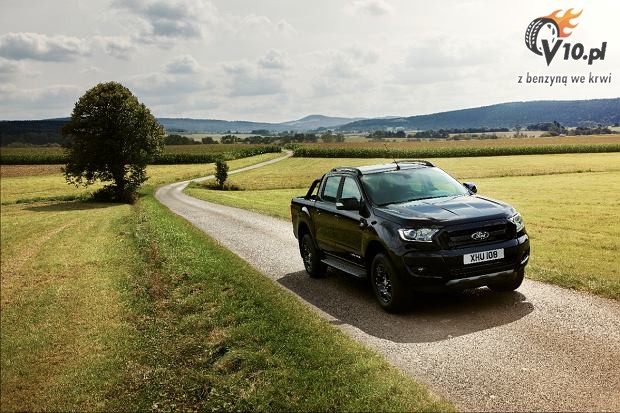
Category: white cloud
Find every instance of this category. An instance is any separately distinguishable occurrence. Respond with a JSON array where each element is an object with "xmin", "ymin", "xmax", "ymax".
[
  {"xmin": 235, "ymin": 15, "xmax": 296, "ymax": 37},
  {"xmin": 349, "ymin": 0, "xmax": 394, "ymax": 17},
  {"xmin": 127, "ymin": 71, "xmax": 210, "ymax": 97},
  {"xmin": 0, "ymin": 32, "xmax": 90, "ymax": 61},
  {"xmin": 0, "ymin": 57, "xmax": 22, "ymax": 78},
  {"xmin": 165, "ymin": 54, "xmax": 201, "ymax": 74},
  {"xmin": 79, "ymin": 66, "xmax": 103, "ymax": 75},
  {"xmin": 113, "ymin": 0, "xmax": 219, "ymax": 42},
  {"xmin": 223, "ymin": 61, "xmax": 284, "ymax": 96},
  {"xmin": 92, "ymin": 36, "xmax": 137, "ymax": 59},
  {"xmin": 0, "ymin": 83, "xmax": 82, "ymax": 118},
  {"xmin": 258, "ymin": 49, "xmax": 289, "ymax": 70}
]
